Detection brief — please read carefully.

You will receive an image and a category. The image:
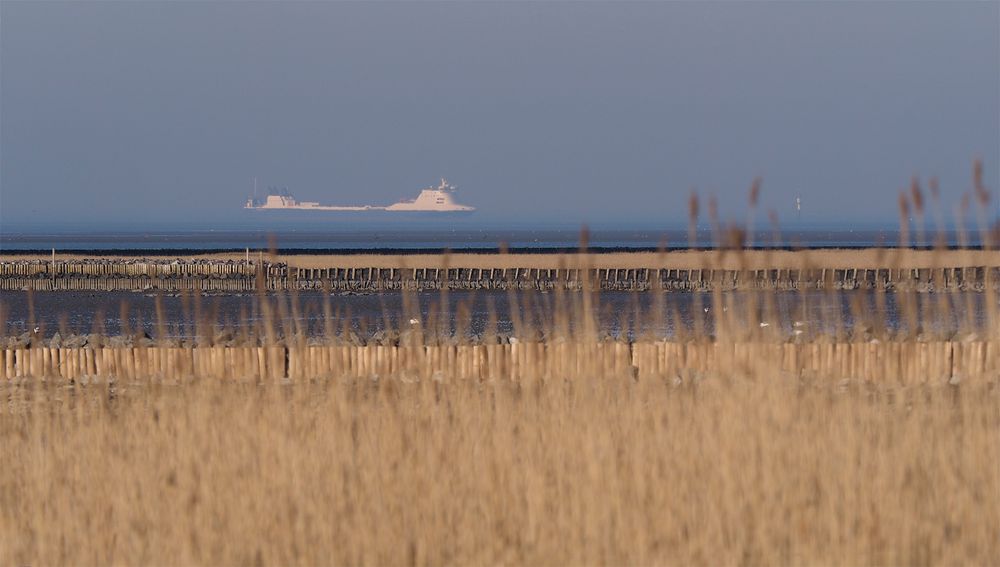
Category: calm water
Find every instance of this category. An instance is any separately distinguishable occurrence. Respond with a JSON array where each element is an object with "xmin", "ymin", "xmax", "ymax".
[
  {"xmin": 0, "ymin": 225, "xmax": 982, "ymax": 252},
  {"xmin": 0, "ymin": 289, "xmax": 988, "ymax": 341}
]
